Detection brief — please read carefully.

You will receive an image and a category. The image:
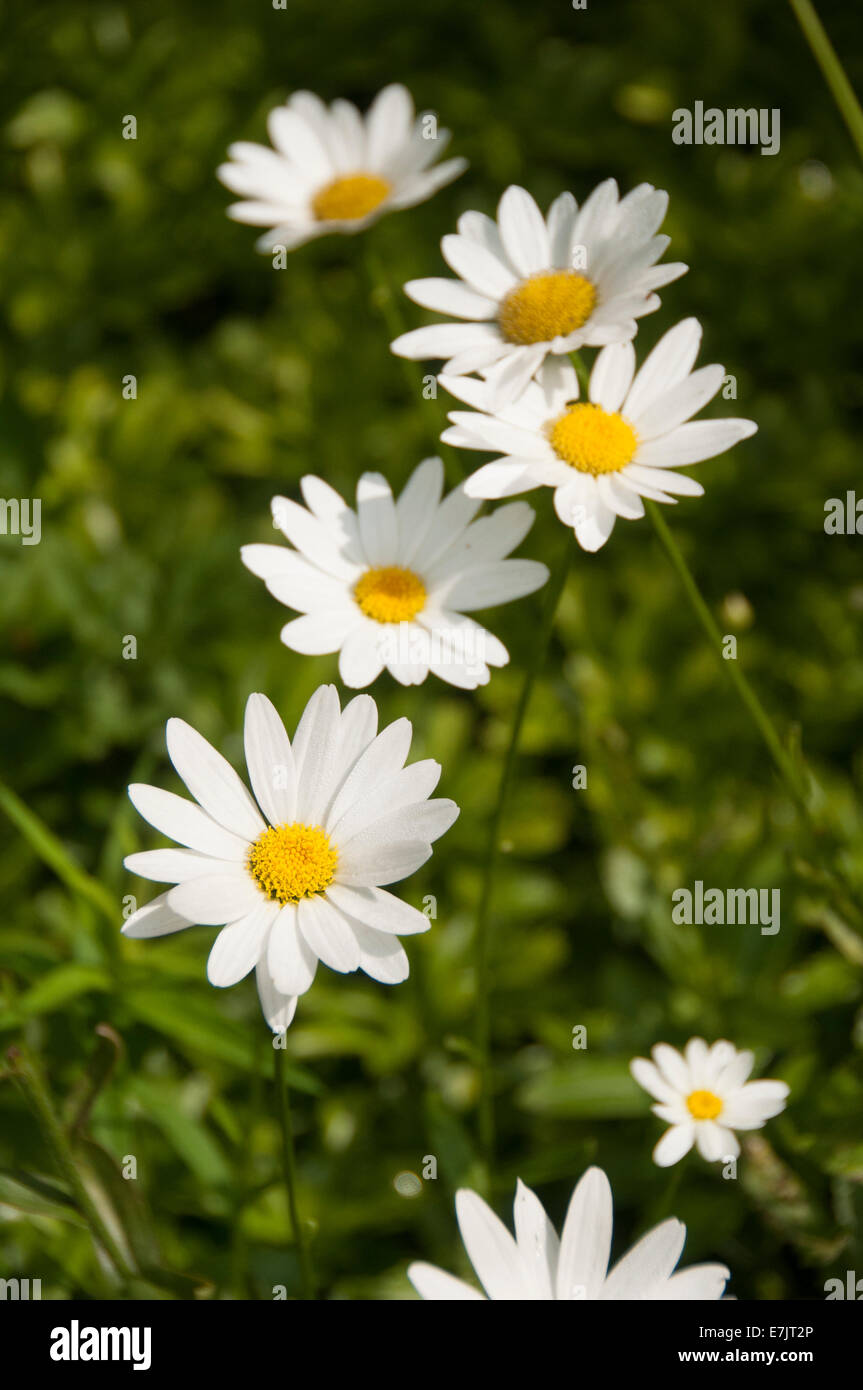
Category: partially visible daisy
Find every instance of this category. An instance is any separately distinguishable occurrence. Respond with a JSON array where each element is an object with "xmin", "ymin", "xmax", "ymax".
[
  {"xmin": 391, "ymin": 181, "xmax": 686, "ymax": 408},
  {"xmin": 240, "ymin": 459, "xmax": 548, "ymax": 690},
  {"xmin": 441, "ymin": 317, "xmax": 757, "ymax": 552},
  {"xmin": 217, "ymin": 83, "xmax": 466, "ymax": 253},
  {"xmin": 408, "ymin": 1167, "xmax": 730, "ymax": 1300},
  {"xmin": 122, "ymin": 687, "xmax": 458, "ymax": 1032},
  {"xmin": 631, "ymin": 1038, "xmax": 790, "ymax": 1167}
]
